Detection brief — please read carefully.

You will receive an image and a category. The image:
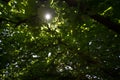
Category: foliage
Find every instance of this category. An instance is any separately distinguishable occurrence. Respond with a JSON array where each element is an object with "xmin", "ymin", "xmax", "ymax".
[{"xmin": 0, "ymin": 0, "xmax": 120, "ymax": 80}]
